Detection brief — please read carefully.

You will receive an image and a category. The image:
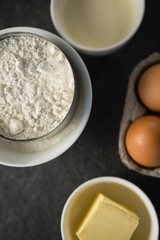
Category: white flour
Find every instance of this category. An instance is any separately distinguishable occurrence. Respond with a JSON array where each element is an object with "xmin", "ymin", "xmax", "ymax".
[{"xmin": 0, "ymin": 34, "xmax": 75, "ymax": 140}]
